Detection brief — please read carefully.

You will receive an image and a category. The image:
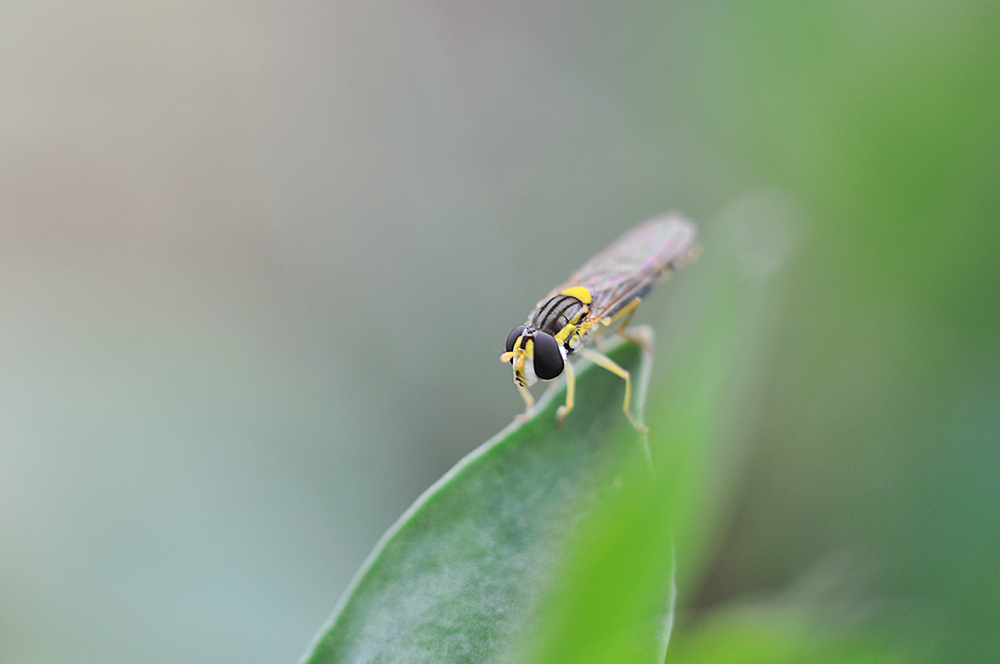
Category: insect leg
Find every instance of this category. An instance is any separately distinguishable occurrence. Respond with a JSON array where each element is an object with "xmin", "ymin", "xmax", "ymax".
[
  {"xmin": 555, "ymin": 359, "xmax": 576, "ymax": 426},
  {"xmin": 604, "ymin": 298, "xmax": 655, "ymax": 352},
  {"xmin": 613, "ymin": 299, "xmax": 639, "ymax": 332},
  {"xmin": 577, "ymin": 346, "xmax": 647, "ymax": 432},
  {"xmin": 515, "ymin": 383, "xmax": 535, "ymax": 422}
]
